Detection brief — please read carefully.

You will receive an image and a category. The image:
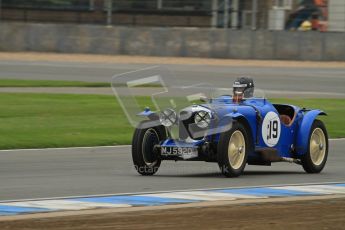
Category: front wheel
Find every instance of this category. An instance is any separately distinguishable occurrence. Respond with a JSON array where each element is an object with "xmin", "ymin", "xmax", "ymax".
[
  {"xmin": 217, "ymin": 122, "xmax": 250, "ymax": 177},
  {"xmin": 301, "ymin": 119, "xmax": 328, "ymax": 173},
  {"xmin": 132, "ymin": 121, "xmax": 166, "ymax": 176}
]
